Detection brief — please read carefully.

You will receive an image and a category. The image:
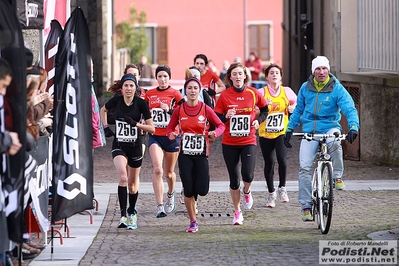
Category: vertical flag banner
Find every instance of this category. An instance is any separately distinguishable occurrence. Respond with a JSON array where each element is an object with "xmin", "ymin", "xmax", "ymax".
[
  {"xmin": 28, "ymin": 136, "xmax": 50, "ymax": 233},
  {"xmin": 16, "ymin": 0, "xmax": 45, "ymax": 29},
  {"xmin": 52, "ymin": 7, "xmax": 93, "ymax": 222},
  {"xmin": 0, "ymin": 0, "xmax": 27, "ymax": 245},
  {"xmin": 0, "ymin": 95, "xmax": 10, "ymax": 253},
  {"xmin": 43, "ymin": 0, "xmax": 69, "ymax": 45},
  {"xmin": 44, "ymin": 19, "xmax": 63, "ymax": 95}
]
